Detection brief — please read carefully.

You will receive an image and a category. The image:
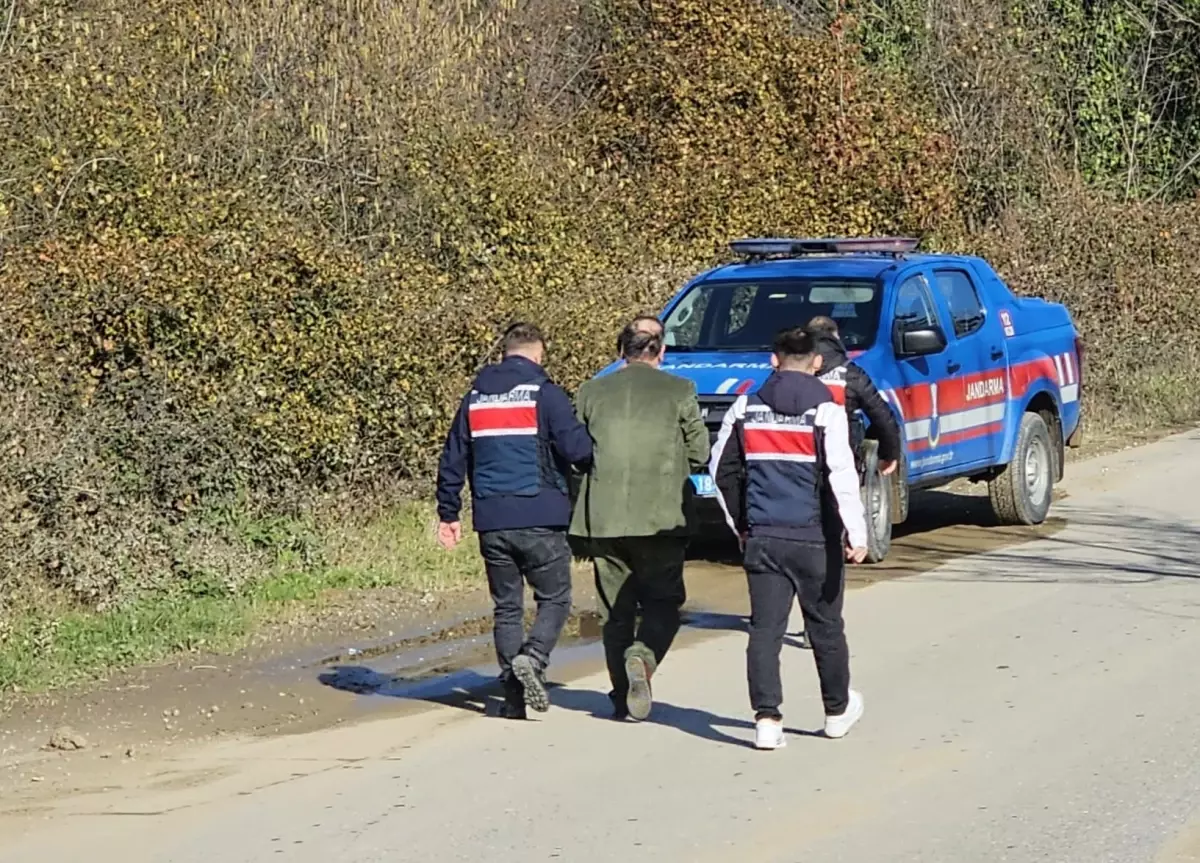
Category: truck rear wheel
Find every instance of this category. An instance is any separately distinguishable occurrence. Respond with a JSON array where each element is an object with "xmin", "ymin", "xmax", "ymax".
[
  {"xmin": 860, "ymin": 439, "xmax": 892, "ymax": 563},
  {"xmin": 988, "ymin": 412, "xmax": 1054, "ymax": 526}
]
